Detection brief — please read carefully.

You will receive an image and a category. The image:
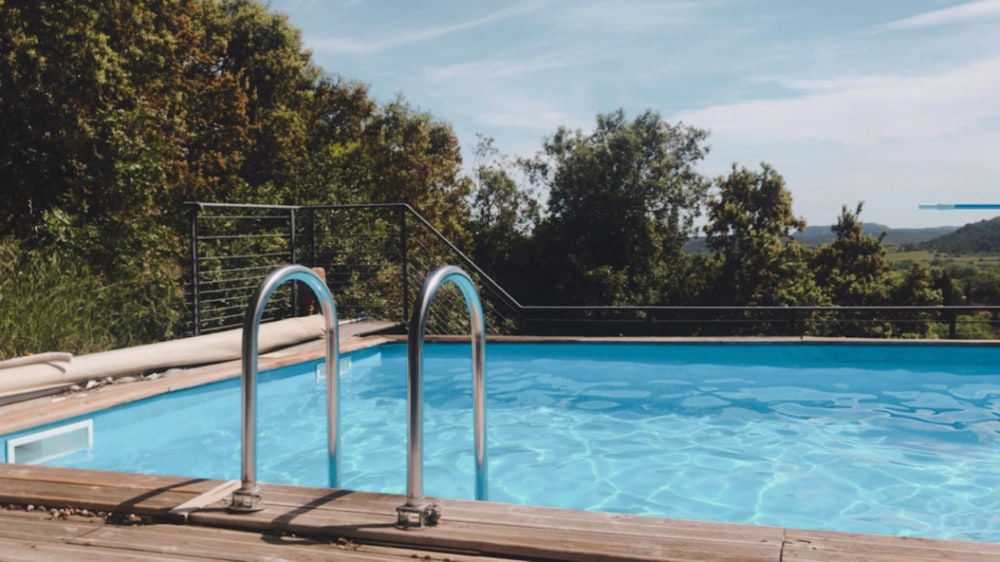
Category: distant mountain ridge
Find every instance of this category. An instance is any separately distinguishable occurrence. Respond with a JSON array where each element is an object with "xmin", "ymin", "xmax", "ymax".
[
  {"xmin": 917, "ymin": 217, "xmax": 1000, "ymax": 254},
  {"xmin": 686, "ymin": 223, "xmax": 962, "ymax": 252},
  {"xmin": 794, "ymin": 223, "xmax": 959, "ymax": 247}
]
